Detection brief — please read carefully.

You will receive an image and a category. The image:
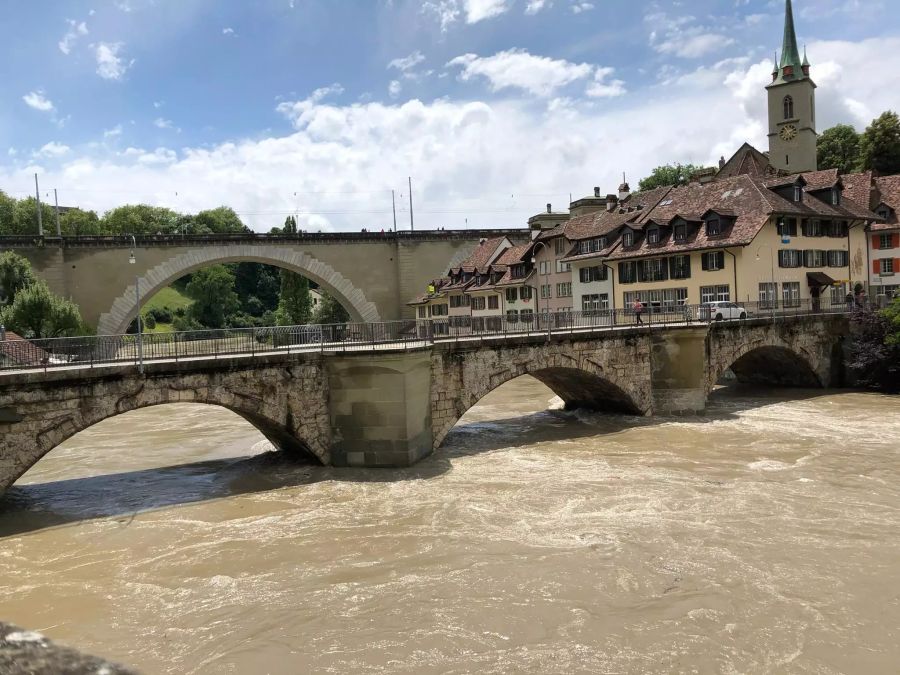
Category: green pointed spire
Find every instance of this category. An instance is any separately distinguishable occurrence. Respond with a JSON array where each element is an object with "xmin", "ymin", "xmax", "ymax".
[{"xmin": 779, "ymin": 0, "xmax": 803, "ymax": 73}]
